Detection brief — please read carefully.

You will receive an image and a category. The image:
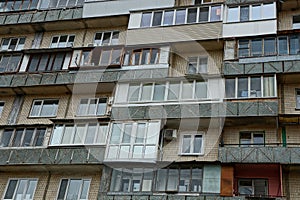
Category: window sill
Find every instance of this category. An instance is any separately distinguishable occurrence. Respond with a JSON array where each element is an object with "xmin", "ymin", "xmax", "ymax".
[
  {"xmin": 179, "ymin": 153, "xmax": 204, "ymax": 156},
  {"xmin": 28, "ymin": 115, "xmax": 57, "ymax": 119}
]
